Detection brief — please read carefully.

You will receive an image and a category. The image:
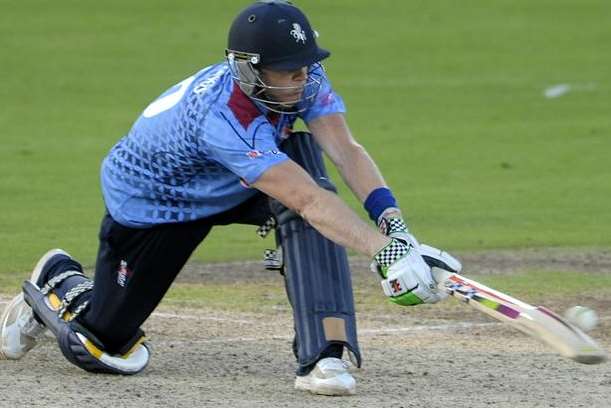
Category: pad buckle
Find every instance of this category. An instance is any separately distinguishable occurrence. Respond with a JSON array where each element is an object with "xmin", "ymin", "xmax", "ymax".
[{"xmin": 263, "ymin": 247, "xmax": 283, "ymax": 271}]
